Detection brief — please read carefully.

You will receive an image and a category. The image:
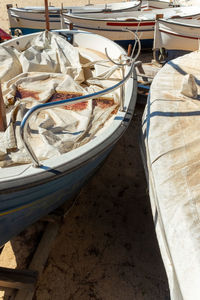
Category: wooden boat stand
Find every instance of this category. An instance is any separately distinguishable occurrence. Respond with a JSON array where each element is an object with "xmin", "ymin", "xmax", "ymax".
[
  {"xmin": 135, "ymin": 60, "xmax": 162, "ymax": 104},
  {"xmin": 0, "ymin": 196, "xmax": 76, "ymax": 300}
]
